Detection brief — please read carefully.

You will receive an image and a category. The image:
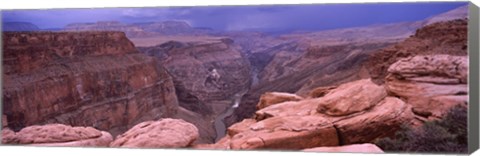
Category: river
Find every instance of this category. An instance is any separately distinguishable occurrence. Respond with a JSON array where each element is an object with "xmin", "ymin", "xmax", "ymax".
[
  {"xmin": 213, "ymin": 69, "xmax": 259, "ymax": 142},
  {"xmin": 213, "ymin": 89, "xmax": 248, "ymax": 142}
]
